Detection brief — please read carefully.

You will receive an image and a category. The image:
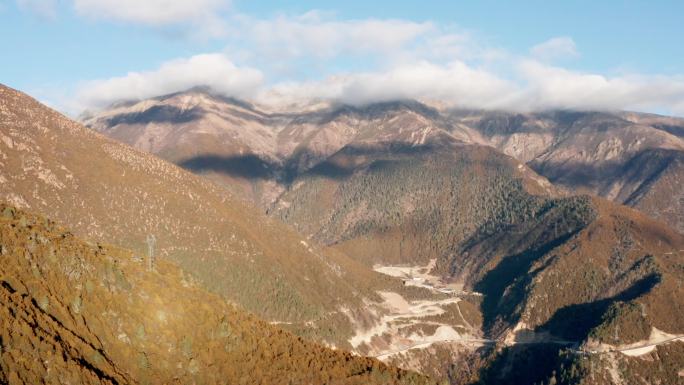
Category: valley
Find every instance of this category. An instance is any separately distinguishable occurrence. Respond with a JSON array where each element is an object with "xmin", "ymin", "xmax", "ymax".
[
  {"xmin": 368, "ymin": 259, "xmax": 684, "ymax": 365},
  {"xmin": 2, "ymin": 84, "xmax": 683, "ymax": 384},
  {"xmin": 4, "ymin": 1, "xmax": 684, "ymax": 383}
]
